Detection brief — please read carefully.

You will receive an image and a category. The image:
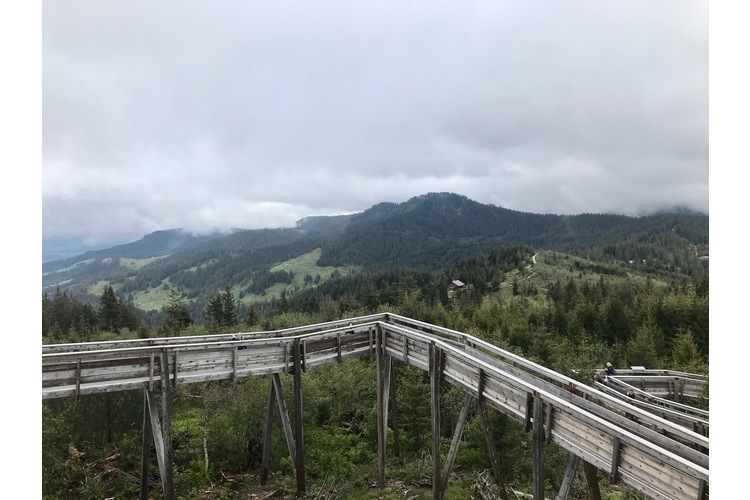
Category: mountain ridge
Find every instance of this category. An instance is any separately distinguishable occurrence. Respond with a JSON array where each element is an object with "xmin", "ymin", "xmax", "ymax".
[{"xmin": 42, "ymin": 192, "xmax": 708, "ymax": 315}]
